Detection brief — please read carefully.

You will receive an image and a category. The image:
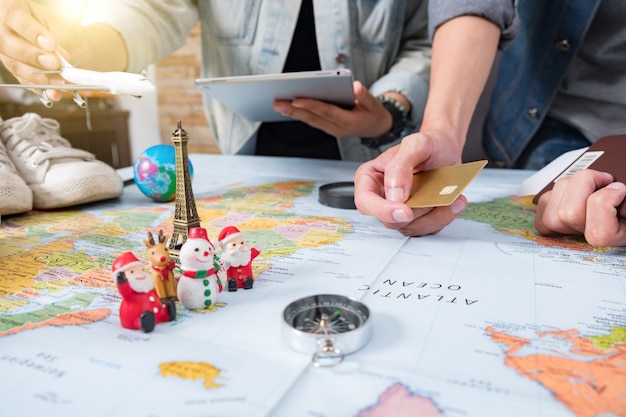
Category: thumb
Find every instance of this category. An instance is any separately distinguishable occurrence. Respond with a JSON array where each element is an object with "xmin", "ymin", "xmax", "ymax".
[
  {"xmin": 383, "ymin": 139, "xmax": 424, "ymax": 203},
  {"xmin": 353, "ymin": 81, "xmax": 377, "ymax": 109}
]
